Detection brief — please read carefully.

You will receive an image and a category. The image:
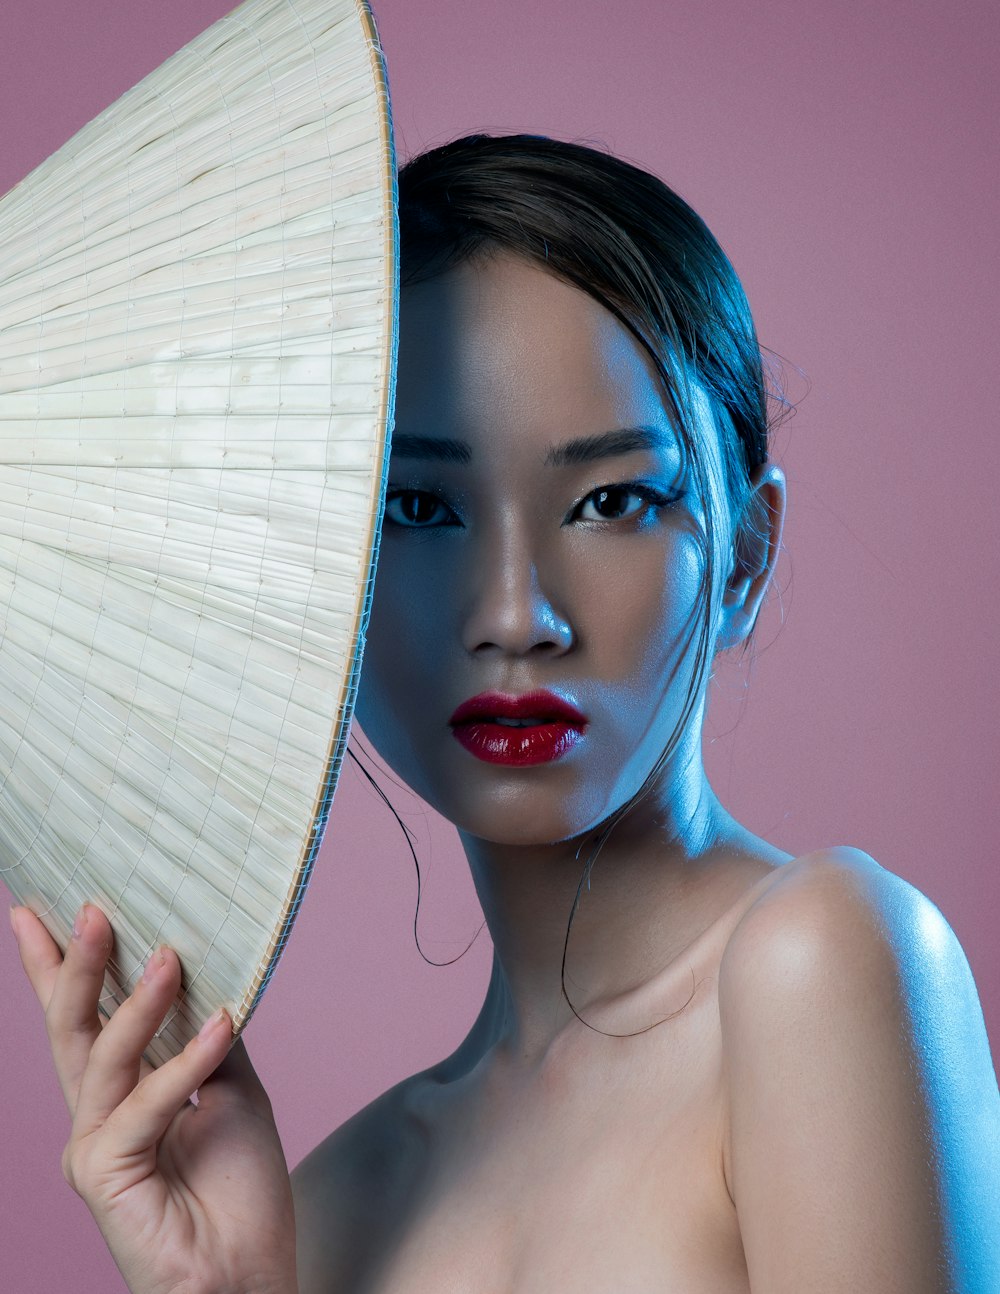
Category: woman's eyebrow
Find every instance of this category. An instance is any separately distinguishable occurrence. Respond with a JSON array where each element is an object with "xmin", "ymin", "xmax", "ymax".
[{"xmin": 389, "ymin": 426, "xmax": 677, "ymax": 466}]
